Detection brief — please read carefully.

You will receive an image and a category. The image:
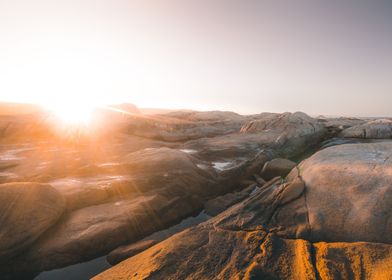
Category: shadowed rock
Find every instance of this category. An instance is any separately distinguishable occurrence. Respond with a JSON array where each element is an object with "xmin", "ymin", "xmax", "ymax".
[{"xmin": 0, "ymin": 183, "xmax": 65, "ymax": 262}]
